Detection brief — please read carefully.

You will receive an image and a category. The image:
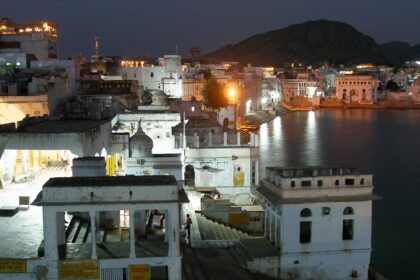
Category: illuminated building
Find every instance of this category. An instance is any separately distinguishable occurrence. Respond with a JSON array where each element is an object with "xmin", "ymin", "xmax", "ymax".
[
  {"xmin": 121, "ymin": 55, "xmax": 183, "ymax": 98},
  {"xmin": 257, "ymin": 166, "xmax": 375, "ymax": 279},
  {"xmin": 335, "ymin": 75, "xmax": 378, "ymax": 104},
  {"xmin": 0, "ymin": 18, "xmax": 58, "ymax": 60}
]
